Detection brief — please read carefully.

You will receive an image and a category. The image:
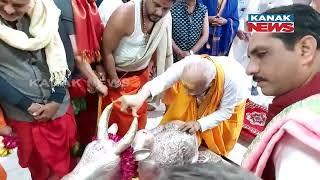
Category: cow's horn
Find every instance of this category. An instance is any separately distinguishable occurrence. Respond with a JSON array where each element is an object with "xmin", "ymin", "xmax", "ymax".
[
  {"xmin": 97, "ymin": 103, "xmax": 113, "ymax": 140},
  {"xmin": 115, "ymin": 117, "xmax": 138, "ymax": 154}
]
